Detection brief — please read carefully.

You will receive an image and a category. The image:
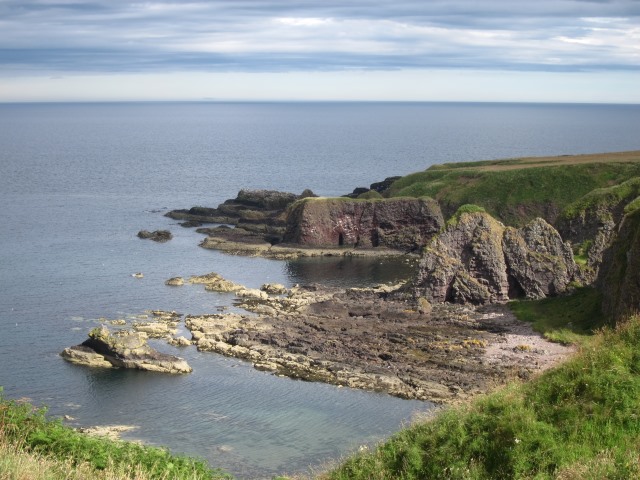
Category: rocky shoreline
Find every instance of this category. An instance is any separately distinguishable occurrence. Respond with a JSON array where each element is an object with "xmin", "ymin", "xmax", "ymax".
[
  {"xmin": 183, "ymin": 280, "xmax": 573, "ymax": 403},
  {"xmin": 67, "ymin": 158, "xmax": 640, "ymax": 403},
  {"xmin": 62, "ymin": 274, "xmax": 572, "ymax": 404}
]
